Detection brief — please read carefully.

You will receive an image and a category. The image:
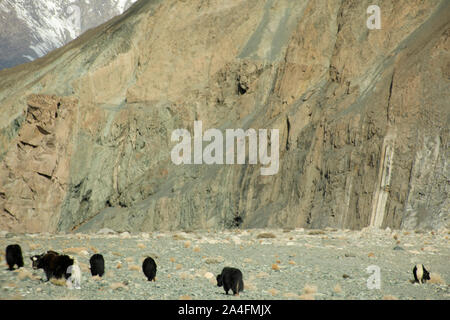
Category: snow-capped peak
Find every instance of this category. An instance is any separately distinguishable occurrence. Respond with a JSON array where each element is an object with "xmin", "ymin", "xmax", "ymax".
[{"xmin": 0, "ymin": 0, "xmax": 137, "ymax": 69}]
